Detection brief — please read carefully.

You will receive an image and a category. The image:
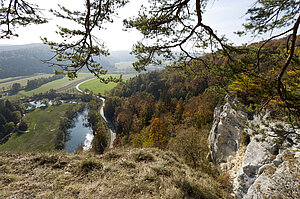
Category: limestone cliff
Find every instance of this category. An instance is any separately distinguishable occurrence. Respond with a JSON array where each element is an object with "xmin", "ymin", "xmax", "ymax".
[{"xmin": 209, "ymin": 96, "xmax": 300, "ymax": 198}]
